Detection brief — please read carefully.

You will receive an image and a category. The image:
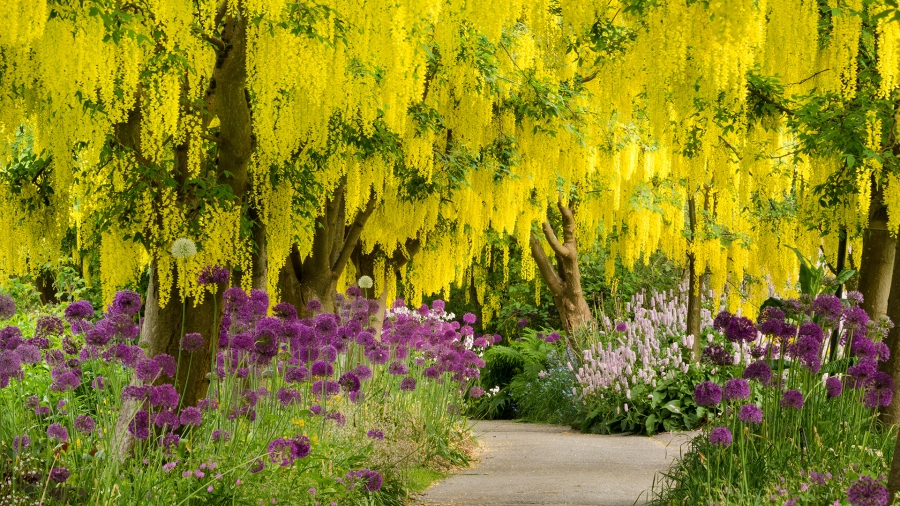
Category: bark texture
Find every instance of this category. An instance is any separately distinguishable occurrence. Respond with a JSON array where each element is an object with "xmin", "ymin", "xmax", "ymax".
[
  {"xmin": 351, "ymin": 239, "xmax": 422, "ymax": 335},
  {"xmin": 115, "ymin": 262, "xmax": 221, "ymax": 457},
  {"xmin": 529, "ymin": 198, "xmax": 593, "ymax": 335},
  {"xmin": 285, "ymin": 185, "xmax": 376, "ymax": 316},
  {"xmin": 858, "ymin": 194, "xmax": 895, "ymax": 320},
  {"xmin": 879, "ymin": 237, "xmax": 900, "ymax": 427}
]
